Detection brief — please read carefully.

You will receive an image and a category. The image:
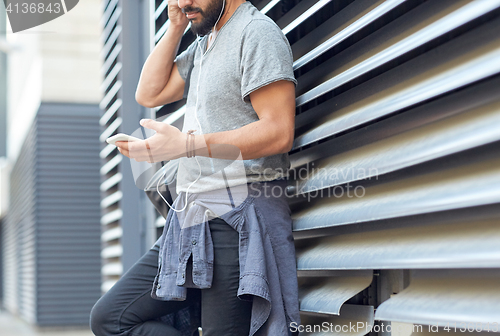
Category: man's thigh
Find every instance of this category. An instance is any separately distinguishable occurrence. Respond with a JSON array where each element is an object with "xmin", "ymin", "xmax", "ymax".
[
  {"xmin": 91, "ymin": 243, "xmax": 195, "ymax": 333},
  {"xmin": 201, "ymin": 218, "xmax": 252, "ymax": 336}
]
